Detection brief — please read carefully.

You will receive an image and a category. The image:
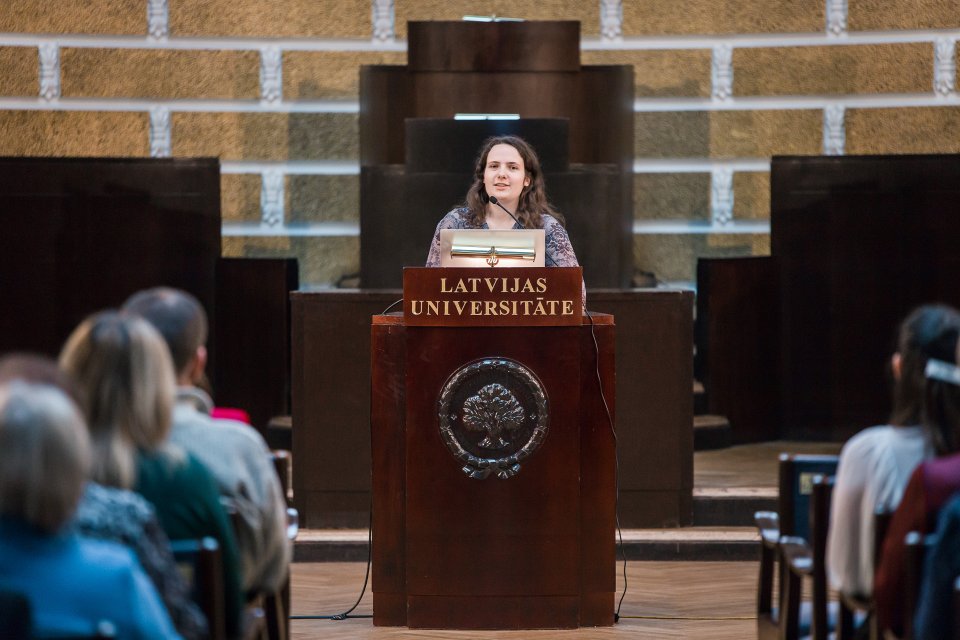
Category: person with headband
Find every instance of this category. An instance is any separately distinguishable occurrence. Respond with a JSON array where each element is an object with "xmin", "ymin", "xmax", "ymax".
[{"xmin": 875, "ymin": 336, "xmax": 960, "ymax": 637}]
